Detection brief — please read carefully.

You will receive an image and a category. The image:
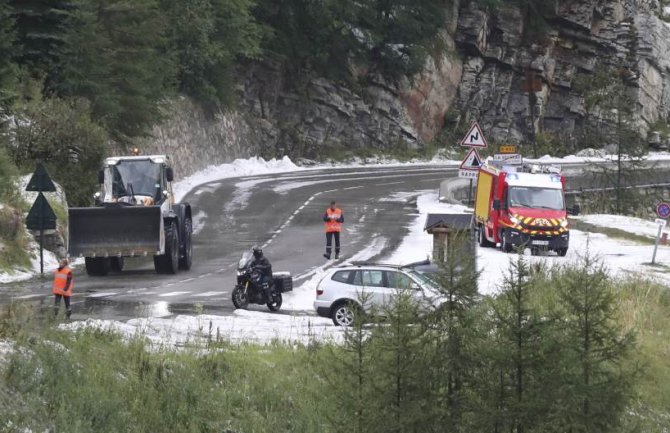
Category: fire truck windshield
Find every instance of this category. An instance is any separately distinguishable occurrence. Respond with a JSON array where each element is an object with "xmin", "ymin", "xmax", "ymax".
[{"xmin": 508, "ymin": 187, "xmax": 564, "ymax": 210}]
